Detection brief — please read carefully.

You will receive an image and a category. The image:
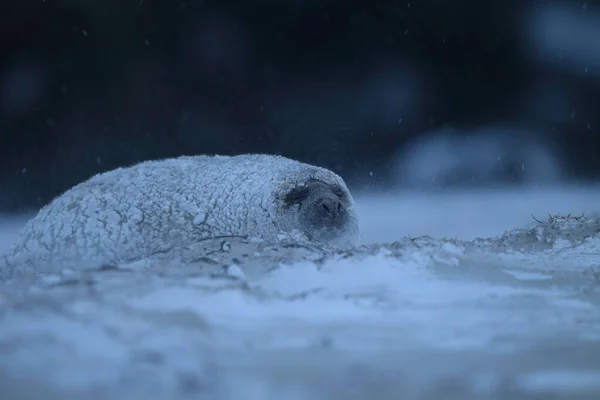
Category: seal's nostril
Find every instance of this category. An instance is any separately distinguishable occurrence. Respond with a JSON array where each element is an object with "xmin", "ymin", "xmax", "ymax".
[{"xmin": 320, "ymin": 199, "xmax": 342, "ymax": 217}]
